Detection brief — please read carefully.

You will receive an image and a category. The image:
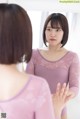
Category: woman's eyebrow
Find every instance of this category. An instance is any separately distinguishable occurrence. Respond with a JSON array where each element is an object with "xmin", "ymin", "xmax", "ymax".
[
  {"xmin": 47, "ymin": 26, "xmax": 62, "ymax": 29},
  {"xmin": 46, "ymin": 26, "xmax": 51, "ymax": 28}
]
